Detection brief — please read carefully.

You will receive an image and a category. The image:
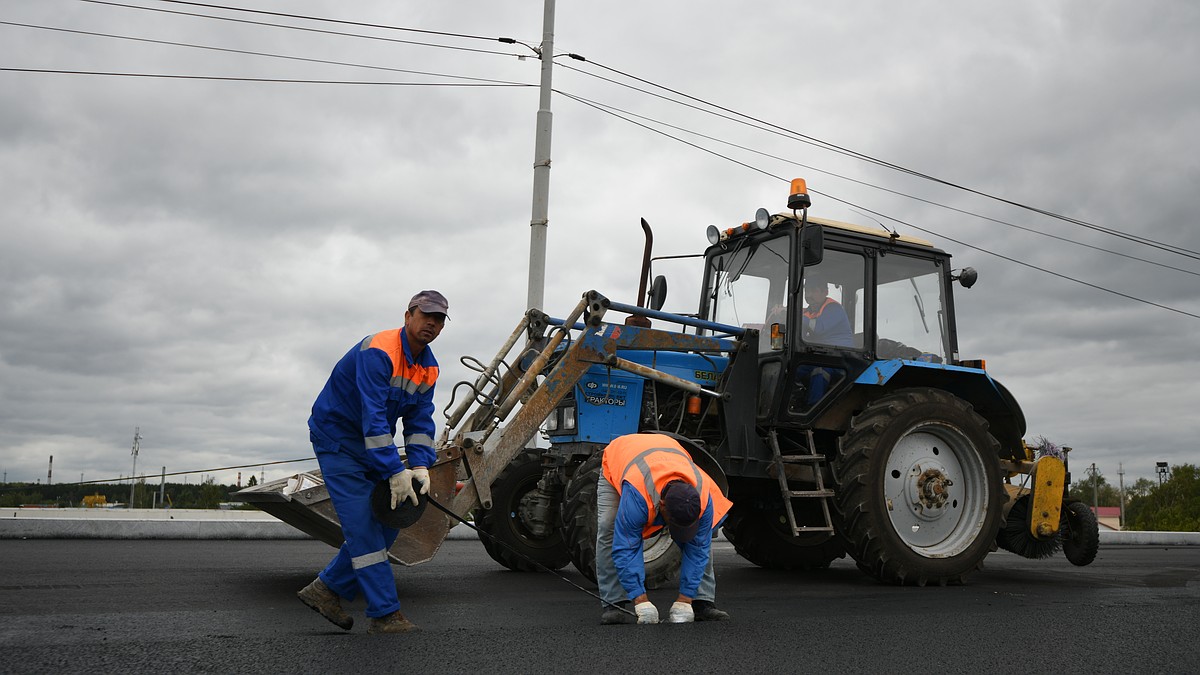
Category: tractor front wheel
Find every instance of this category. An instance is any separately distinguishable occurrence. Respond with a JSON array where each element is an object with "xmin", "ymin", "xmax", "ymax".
[
  {"xmin": 833, "ymin": 388, "xmax": 1003, "ymax": 585},
  {"xmin": 473, "ymin": 447, "xmax": 571, "ymax": 572}
]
